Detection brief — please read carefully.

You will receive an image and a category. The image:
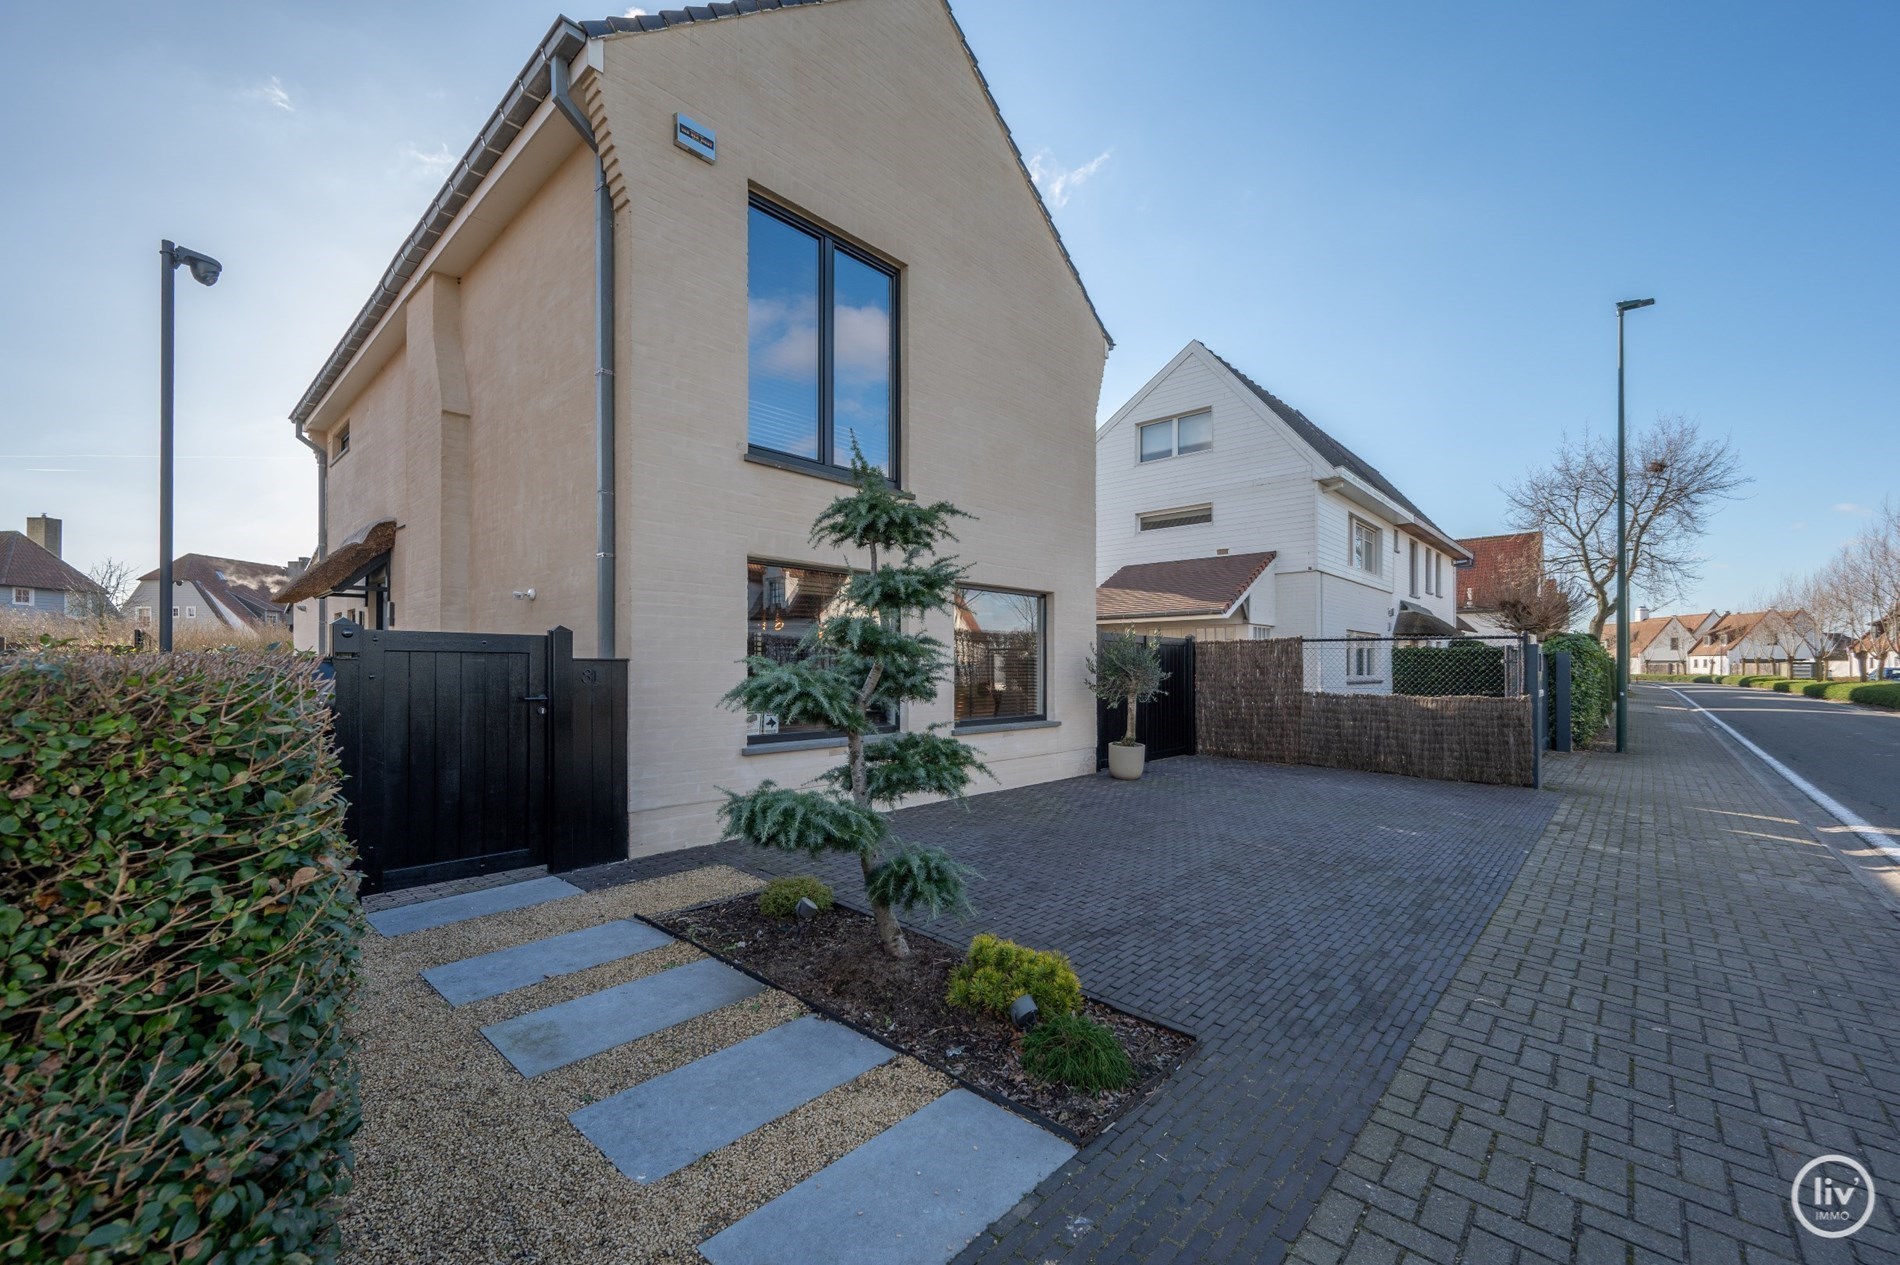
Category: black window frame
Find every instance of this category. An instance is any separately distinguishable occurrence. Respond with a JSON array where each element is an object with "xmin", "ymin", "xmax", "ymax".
[
  {"xmin": 745, "ymin": 195, "xmax": 902, "ymax": 485},
  {"xmin": 952, "ymin": 583, "xmax": 1048, "ymax": 729},
  {"xmin": 743, "ymin": 557, "xmax": 900, "ymax": 746}
]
